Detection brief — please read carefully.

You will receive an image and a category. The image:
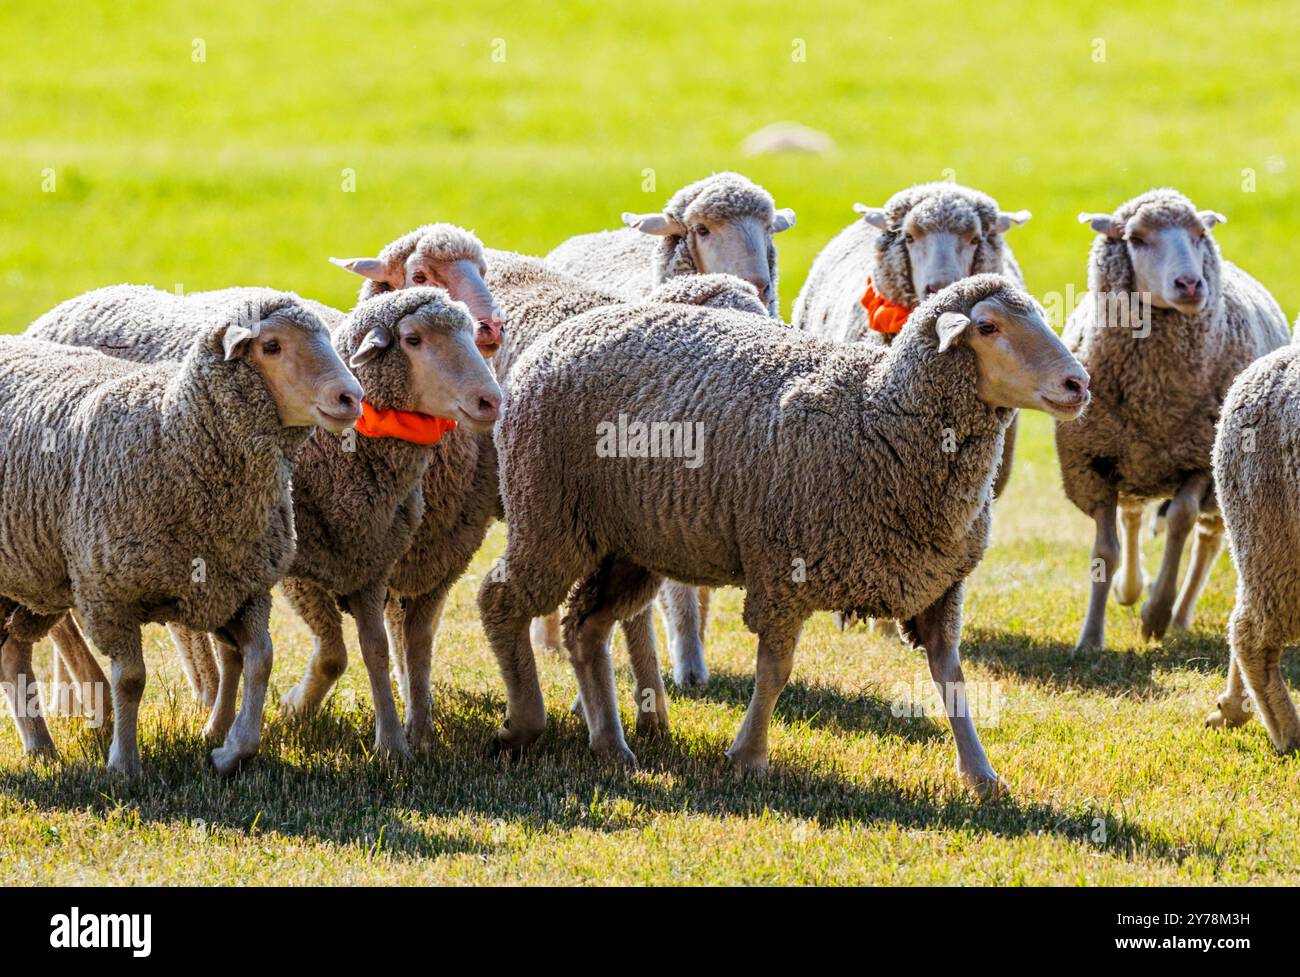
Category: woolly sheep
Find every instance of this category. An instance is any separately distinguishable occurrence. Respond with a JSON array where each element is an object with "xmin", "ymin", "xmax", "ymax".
[
  {"xmin": 5, "ymin": 290, "xmax": 362, "ymax": 774},
  {"xmin": 547, "ymin": 172, "xmax": 793, "ymax": 684},
  {"xmin": 478, "ymin": 274, "xmax": 1091, "ymax": 797},
  {"xmin": 794, "ymin": 182, "xmax": 1031, "ymax": 501},
  {"xmin": 1207, "ymin": 340, "xmax": 1300, "ymax": 748},
  {"xmin": 1056, "ymin": 189, "xmax": 1289, "ymax": 652}
]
